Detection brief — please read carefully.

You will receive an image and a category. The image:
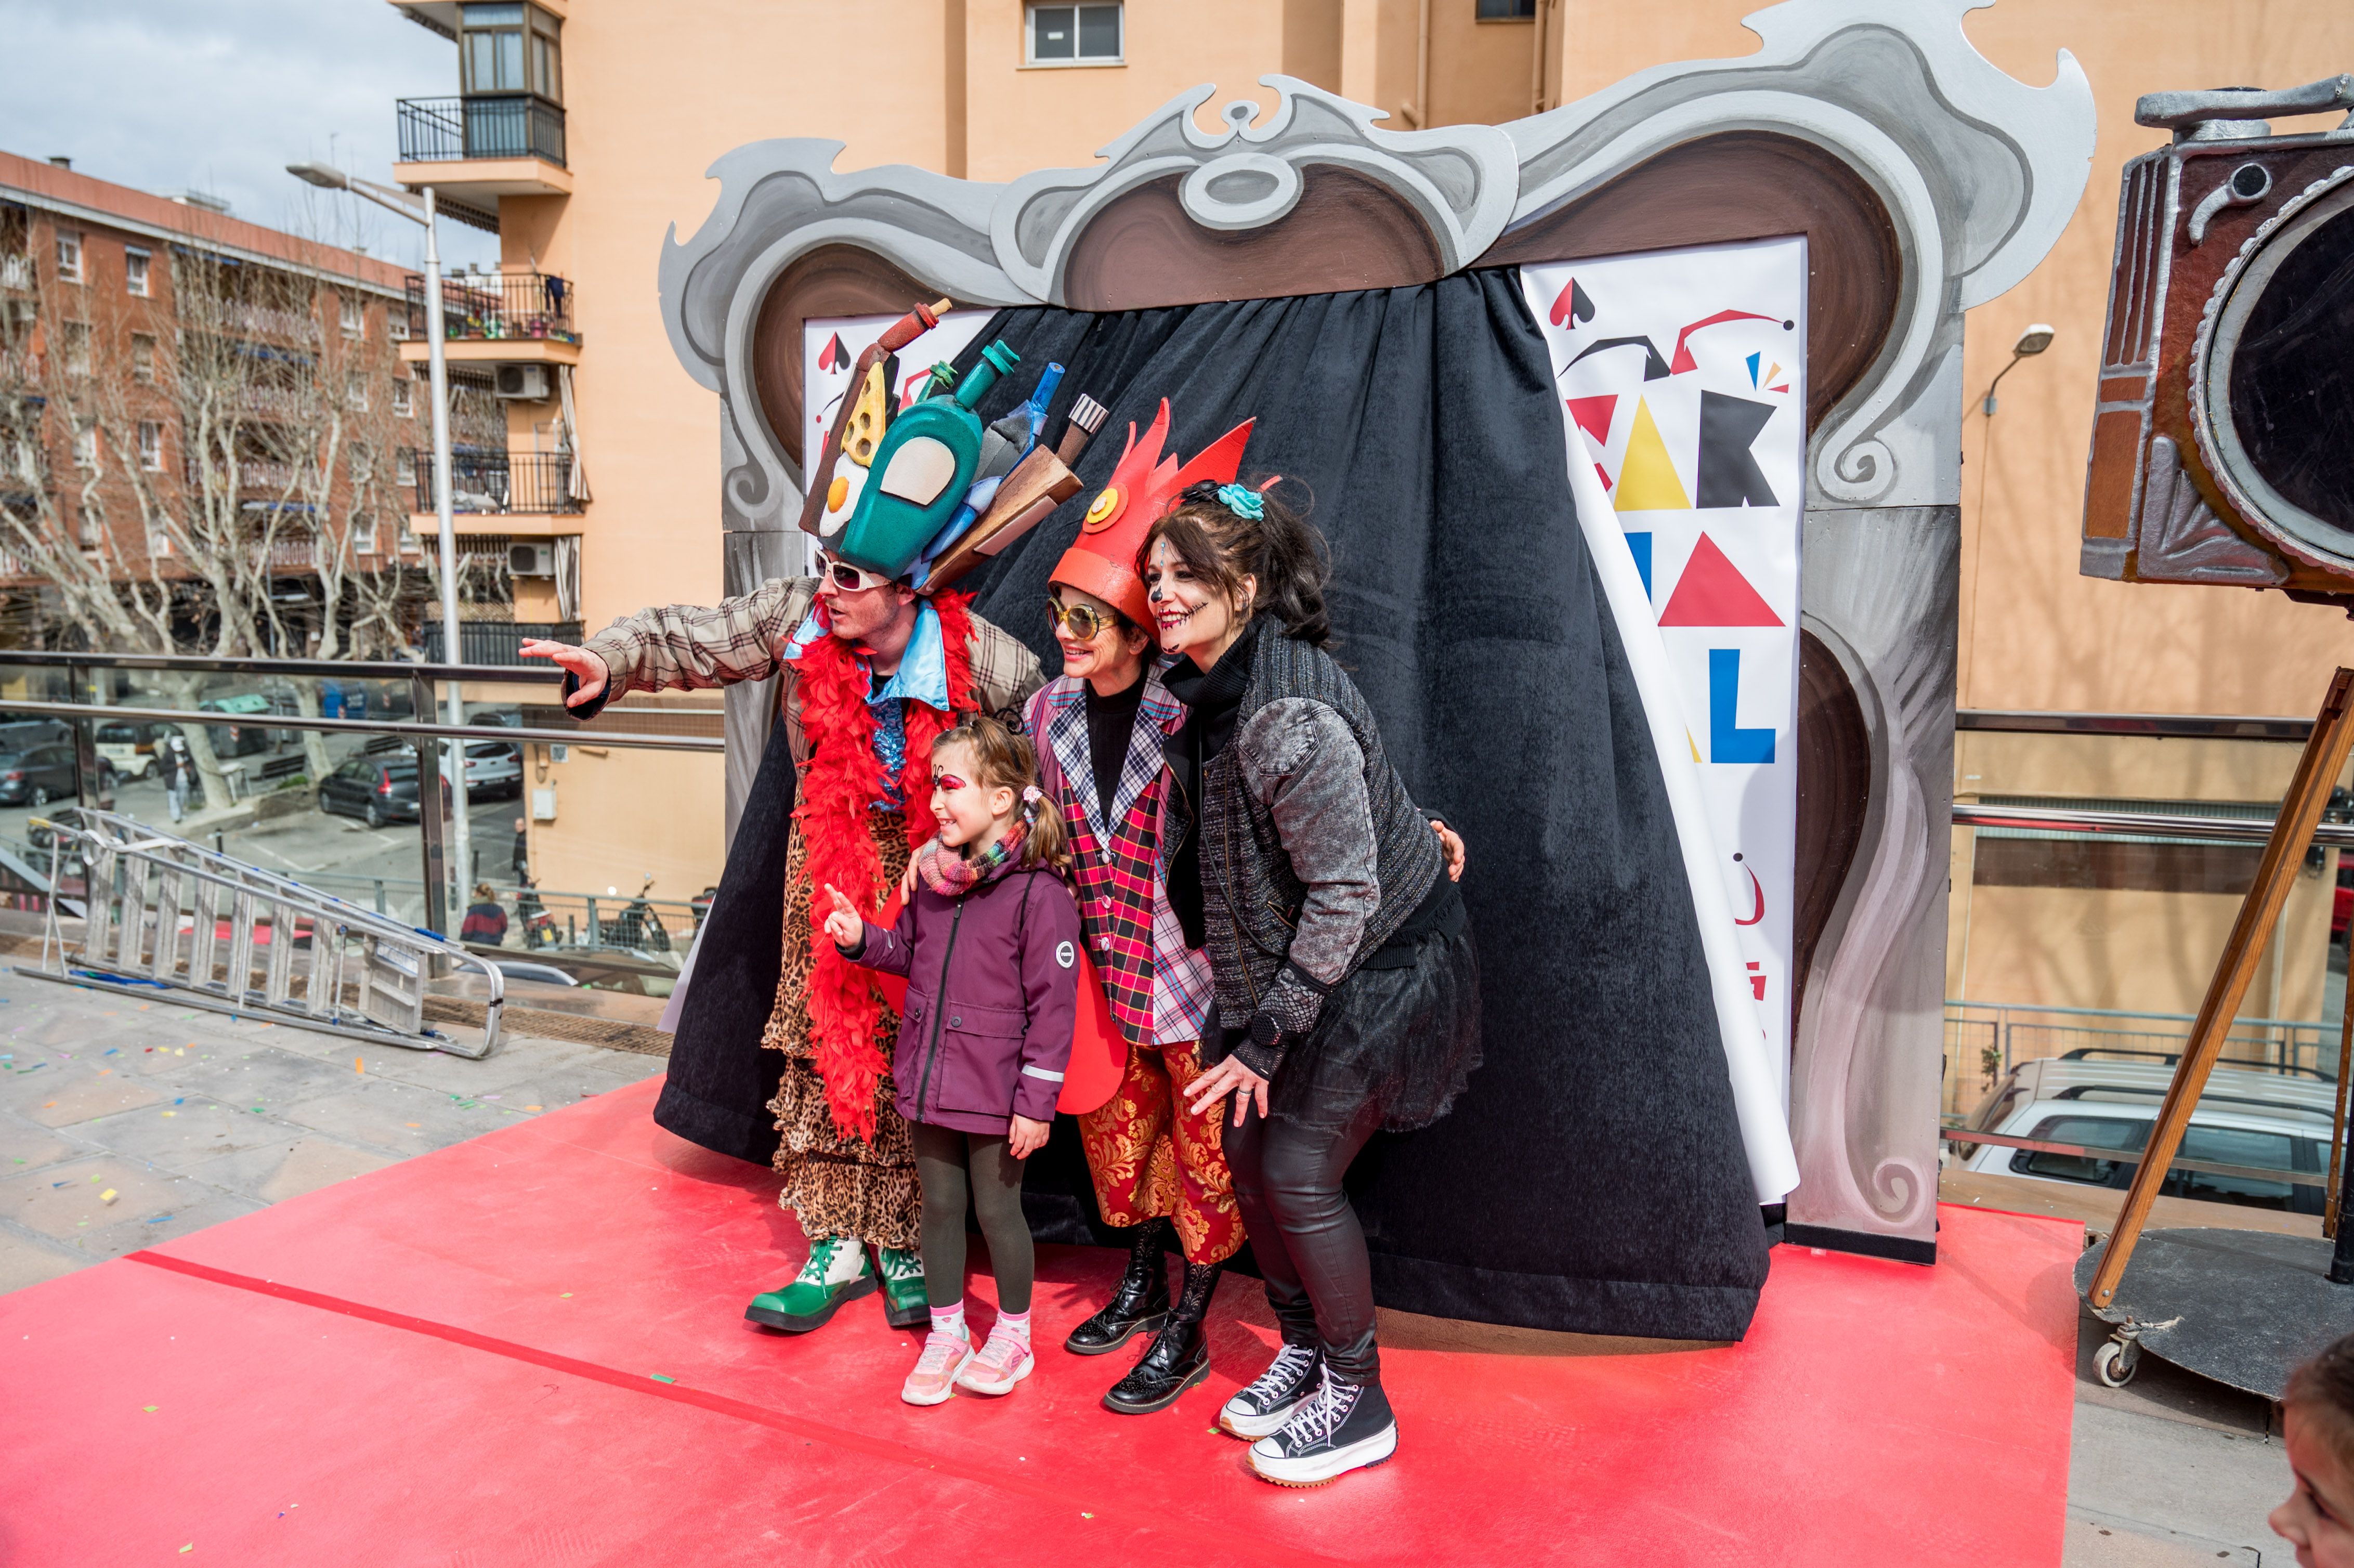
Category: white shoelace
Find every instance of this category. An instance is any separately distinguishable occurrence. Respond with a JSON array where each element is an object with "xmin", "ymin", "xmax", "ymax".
[
  {"xmin": 1243, "ymin": 1343, "xmax": 1318, "ymax": 1410},
  {"xmin": 1278, "ymin": 1369, "xmax": 1359, "ymax": 1449},
  {"xmin": 914, "ymin": 1331, "xmax": 967, "ymax": 1375}
]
